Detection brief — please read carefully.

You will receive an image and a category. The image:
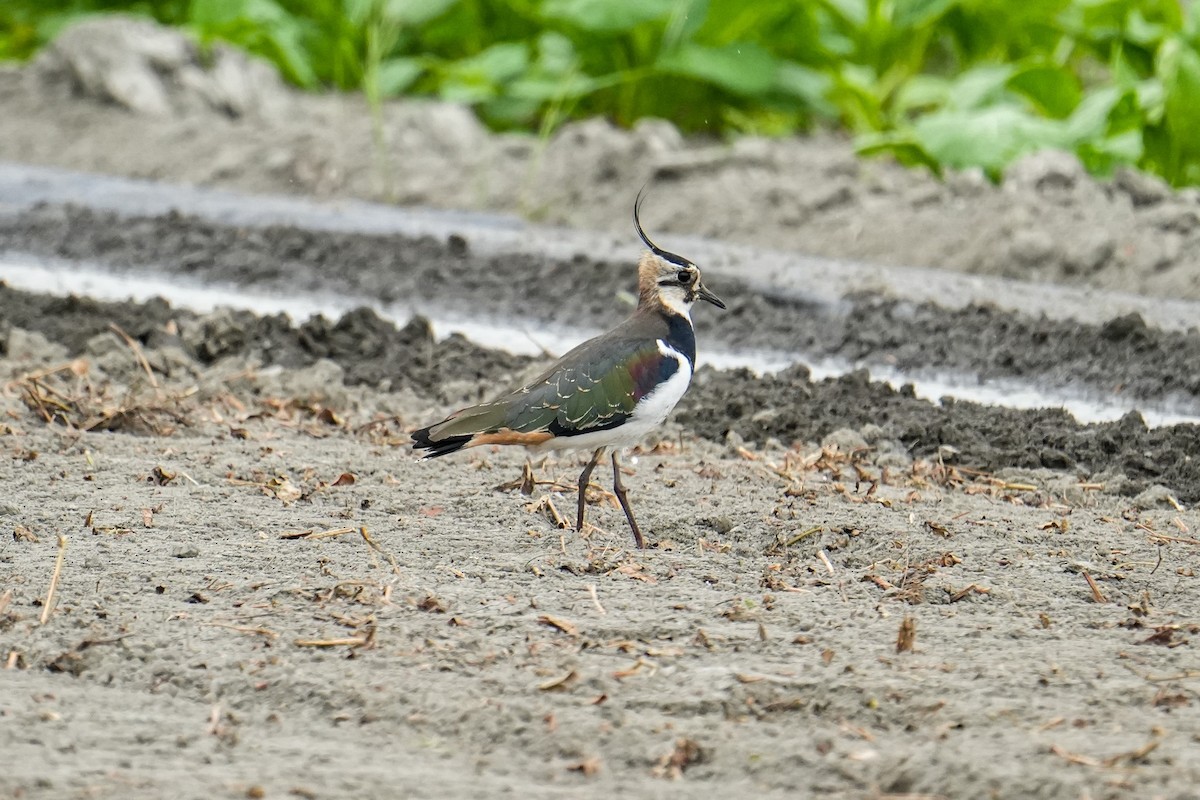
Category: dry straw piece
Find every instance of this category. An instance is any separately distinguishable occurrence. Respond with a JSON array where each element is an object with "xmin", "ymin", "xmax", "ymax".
[{"xmin": 40, "ymin": 535, "xmax": 67, "ymax": 625}]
